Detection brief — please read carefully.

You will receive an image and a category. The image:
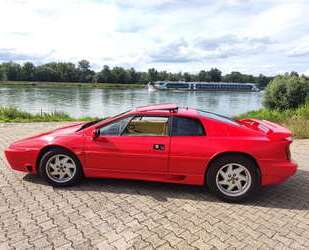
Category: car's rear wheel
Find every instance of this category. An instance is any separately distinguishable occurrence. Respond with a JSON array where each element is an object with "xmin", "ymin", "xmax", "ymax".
[
  {"xmin": 39, "ymin": 149, "xmax": 82, "ymax": 187},
  {"xmin": 206, "ymin": 155, "xmax": 260, "ymax": 202}
]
